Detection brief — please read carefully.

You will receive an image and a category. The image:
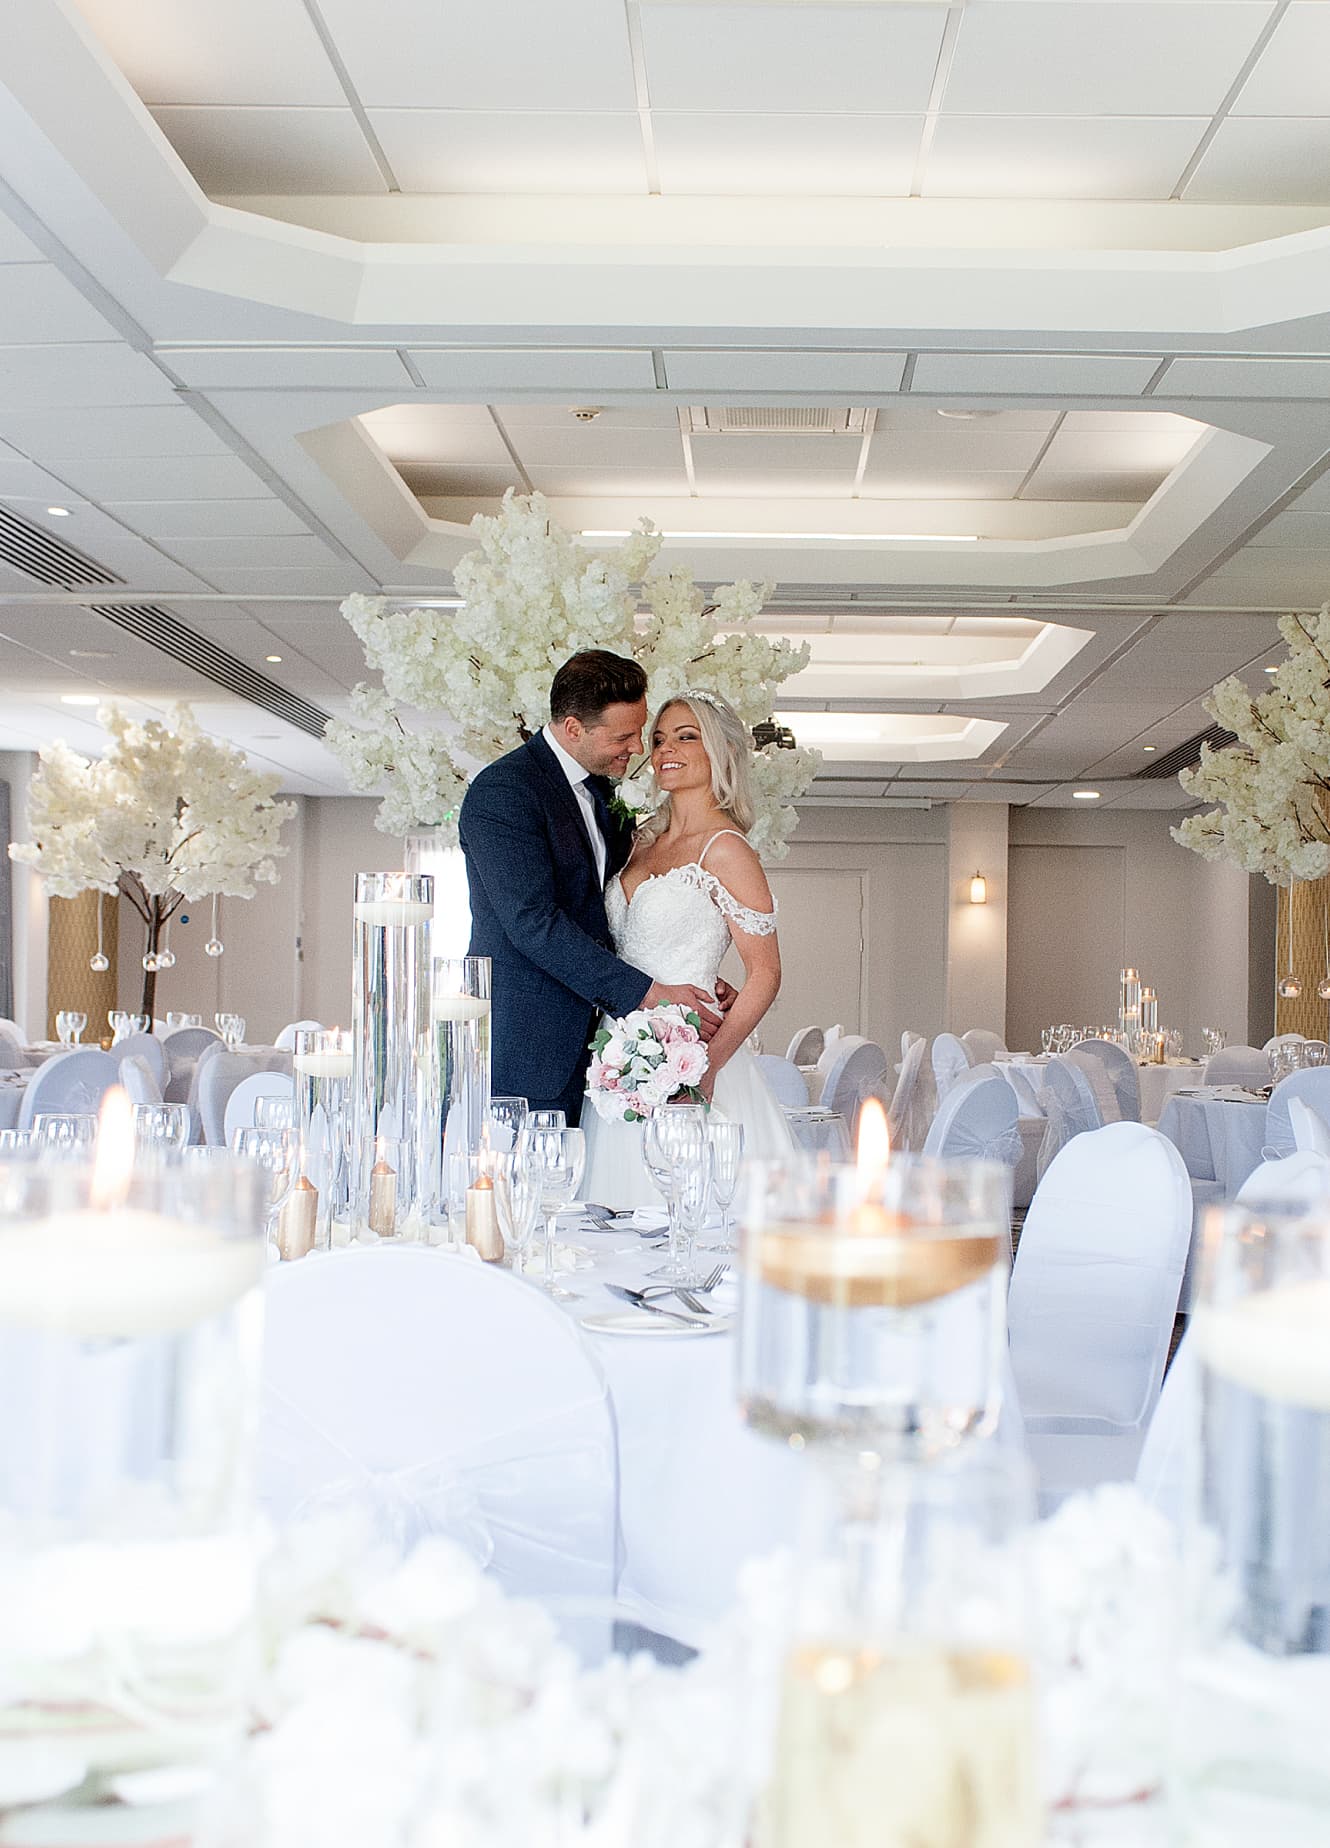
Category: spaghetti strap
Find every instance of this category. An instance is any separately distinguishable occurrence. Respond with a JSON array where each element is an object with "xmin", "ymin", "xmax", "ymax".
[{"xmin": 698, "ymin": 828, "xmax": 748, "ymax": 866}]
